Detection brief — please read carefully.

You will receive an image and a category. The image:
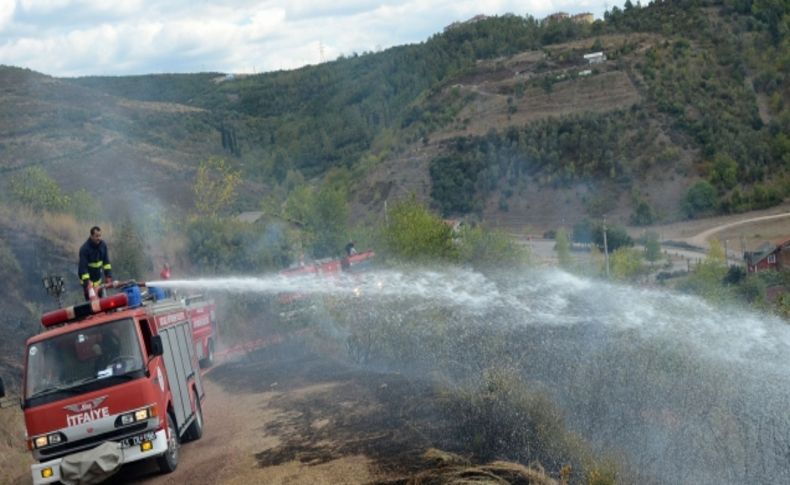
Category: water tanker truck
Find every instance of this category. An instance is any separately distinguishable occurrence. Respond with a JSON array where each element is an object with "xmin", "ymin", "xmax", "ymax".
[{"xmin": 19, "ymin": 283, "xmax": 209, "ymax": 484}]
